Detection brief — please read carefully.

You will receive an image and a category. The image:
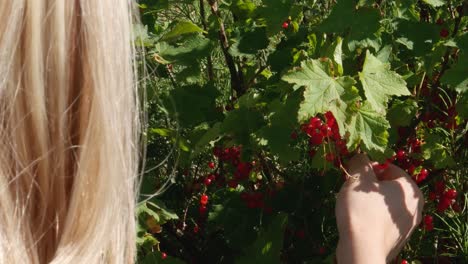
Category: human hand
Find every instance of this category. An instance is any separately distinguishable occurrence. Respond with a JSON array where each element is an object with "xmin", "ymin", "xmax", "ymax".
[{"xmin": 335, "ymin": 154, "xmax": 424, "ymax": 263}]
